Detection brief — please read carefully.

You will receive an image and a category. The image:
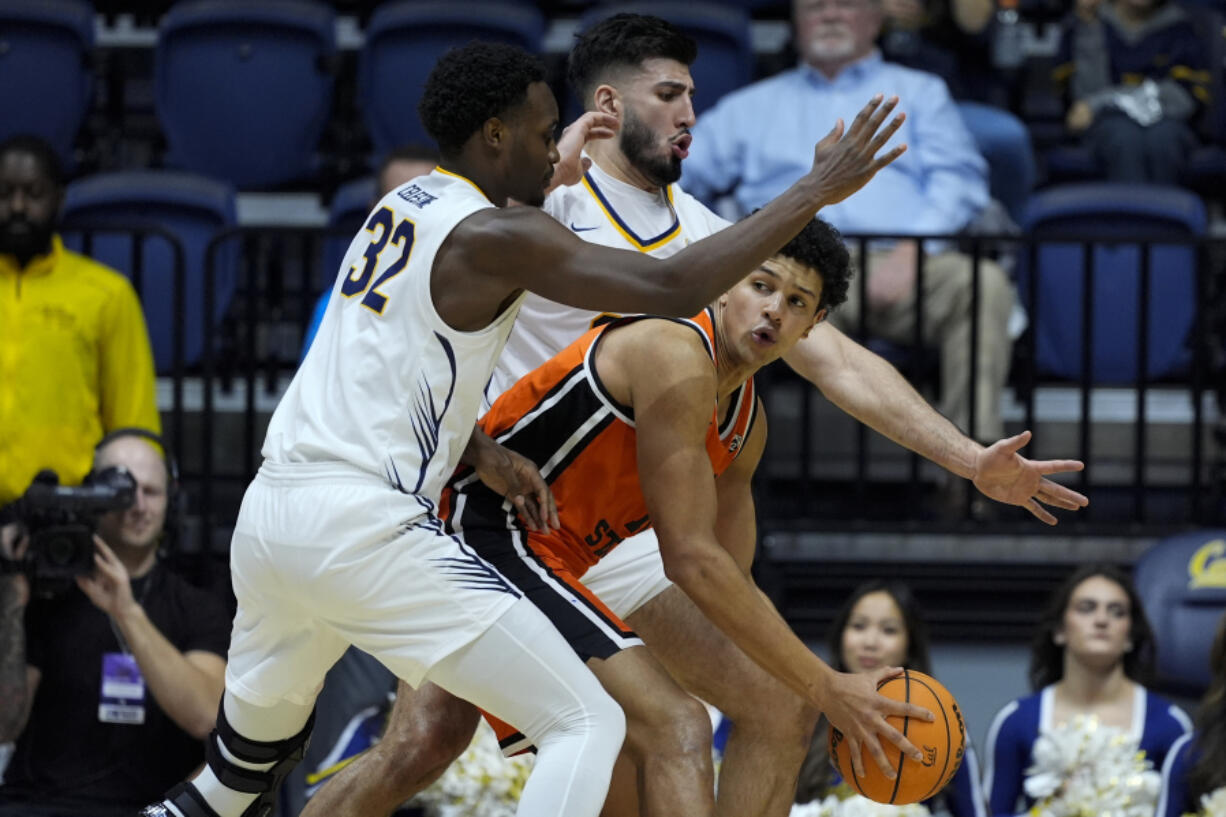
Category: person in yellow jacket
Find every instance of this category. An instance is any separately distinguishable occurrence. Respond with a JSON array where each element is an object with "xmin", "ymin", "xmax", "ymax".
[{"xmin": 0, "ymin": 135, "xmax": 159, "ymax": 508}]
